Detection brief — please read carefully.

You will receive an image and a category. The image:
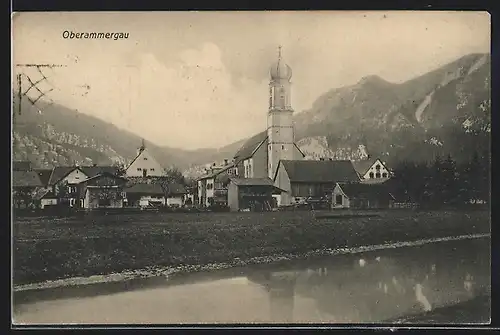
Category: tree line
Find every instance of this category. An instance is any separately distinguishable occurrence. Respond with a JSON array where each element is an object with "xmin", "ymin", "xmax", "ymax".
[{"xmin": 390, "ymin": 151, "xmax": 490, "ymax": 208}]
